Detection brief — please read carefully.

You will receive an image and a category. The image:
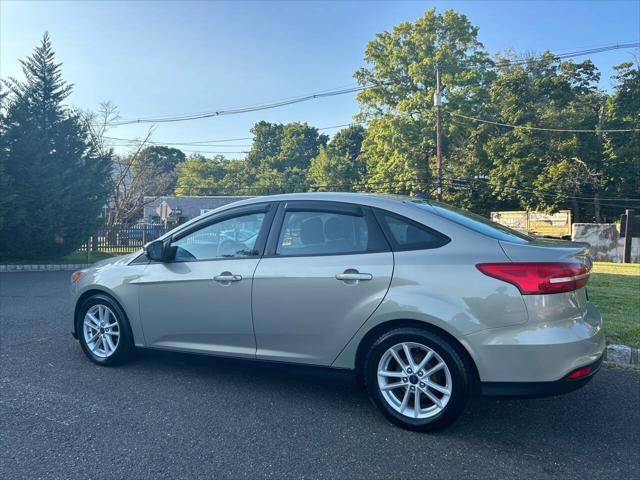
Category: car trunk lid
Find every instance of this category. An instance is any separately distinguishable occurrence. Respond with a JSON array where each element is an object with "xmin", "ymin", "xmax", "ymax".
[{"xmin": 499, "ymin": 238, "xmax": 592, "ymax": 269}]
